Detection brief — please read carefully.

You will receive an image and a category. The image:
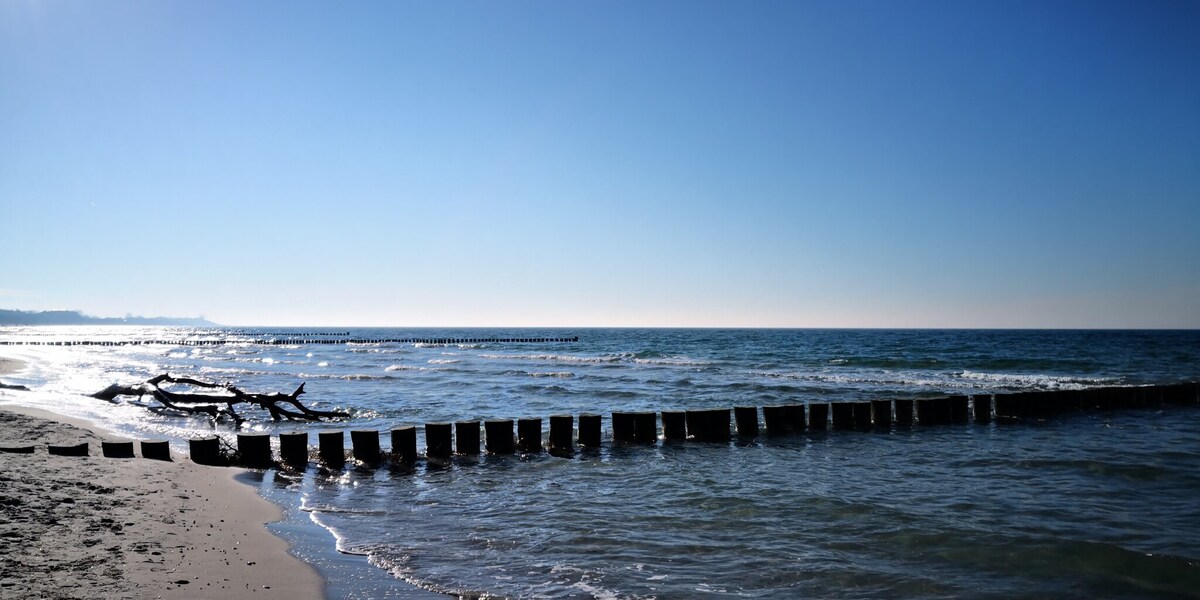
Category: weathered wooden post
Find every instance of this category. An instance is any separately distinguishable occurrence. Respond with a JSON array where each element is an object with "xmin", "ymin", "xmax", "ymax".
[
  {"xmin": 485, "ymin": 419, "xmax": 515, "ymax": 454},
  {"xmin": 456, "ymin": 421, "xmax": 481, "ymax": 455},
  {"xmin": 426, "ymin": 423, "xmax": 453, "ymax": 458},
  {"xmin": 351, "ymin": 430, "xmax": 382, "ymax": 464},
  {"xmin": 685, "ymin": 410, "xmax": 707, "ymax": 441},
  {"xmin": 661, "ymin": 411, "xmax": 686, "ymax": 440},
  {"xmin": 735, "ymin": 406, "xmax": 759, "ymax": 437},
  {"xmin": 851, "ymin": 402, "xmax": 872, "ymax": 430},
  {"xmin": 633, "ymin": 412, "xmax": 658, "ymax": 443},
  {"xmin": 391, "ymin": 426, "xmax": 417, "ymax": 464},
  {"xmin": 972, "ymin": 394, "xmax": 993, "ymax": 423},
  {"xmin": 808, "ymin": 403, "xmax": 828, "ymax": 432},
  {"xmin": 549, "ymin": 415, "xmax": 573, "ymax": 453},
  {"xmin": 687, "ymin": 409, "xmax": 732, "ymax": 441},
  {"xmin": 190, "ymin": 436, "xmax": 222, "ymax": 466},
  {"xmin": 917, "ymin": 397, "xmax": 952, "ymax": 425},
  {"xmin": 140, "ymin": 440, "xmax": 171, "ymax": 461},
  {"xmin": 48, "ymin": 443, "xmax": 88, "ymax": 457},
  {"xmin": 577, "ymin": 414, "xmax": 601, "ymax": 448},
  {"xmin": 611, "ymin": 412, "xmax": 635, "ymax": 442},
  {"xmin": 237, "ymin": 433, "xmax": 273, "ymax": 468},
  {"xmin": 949, "ymin": 395, "xmax": 970, "ymax": 423},
  {"xmin": 101, "ymin": 441, "xmax": 134, "ymax": 458},
  {"xmin": 993, "ymin": 393, "xmax": 1026, "ymax": 420},
  {"xmin": 517, "ymin": 418, "xmax": 542, "ymax": 453},
  {"xmin": 894, "ymin": 399, "xmax": 914, "ymax": 426},
  {"xmin": 318, "ymin": 431, "xmax": 345, "ymax": 466},
  {"xmin": 830, "ymin": 403, "xmax": 854, "ymax": 430},
  {"xmin": 871, "ymin": 400, "xmax": 892, "ymax": 429},
  {"xmin": 279, "ymin": 432, "xmax": 308, "ymax": 465},
  {"xmin": 762, "ymin": 406, "xmax": 789, "ymax": 435}
]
